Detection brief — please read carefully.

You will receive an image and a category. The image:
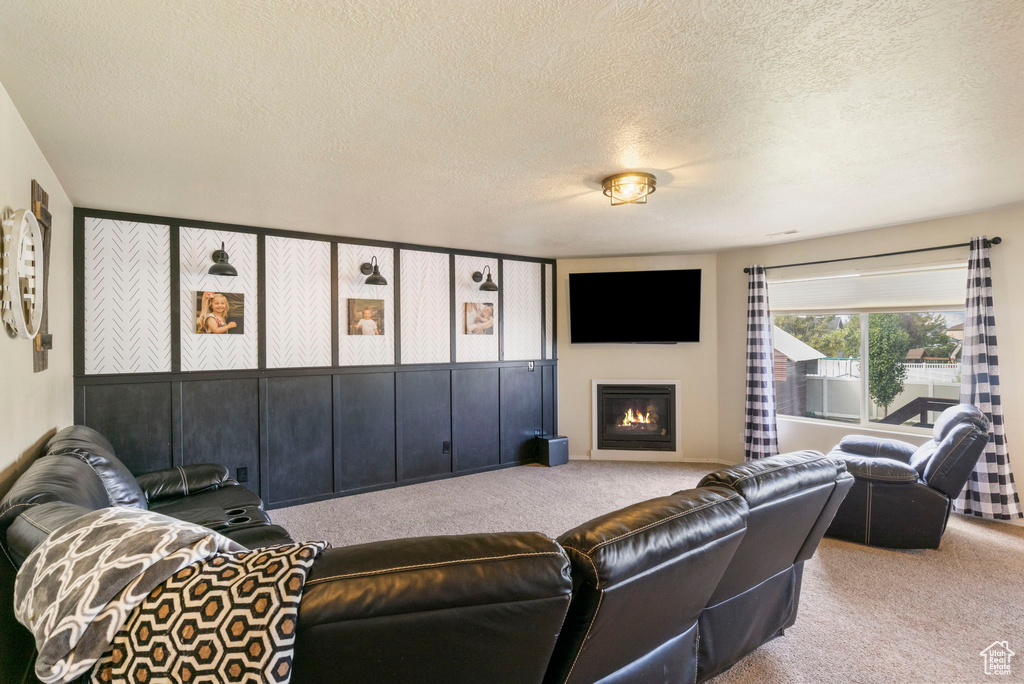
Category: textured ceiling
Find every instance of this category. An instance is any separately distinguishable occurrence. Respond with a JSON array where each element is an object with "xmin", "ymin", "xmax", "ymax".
[{"xmin": 1, "ymin": 1, "xmax": 1022, "ymax": 257}]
